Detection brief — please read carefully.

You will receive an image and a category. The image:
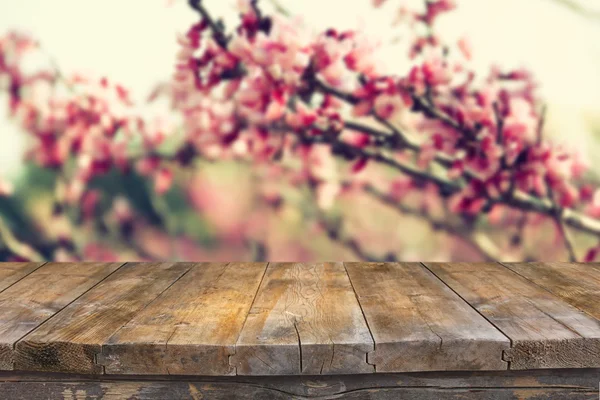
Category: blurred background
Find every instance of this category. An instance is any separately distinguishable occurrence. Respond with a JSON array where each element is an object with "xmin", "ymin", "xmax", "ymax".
[{"xmin": 0, "ymin": 0, "xmax": 599, "ymax": 261}]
